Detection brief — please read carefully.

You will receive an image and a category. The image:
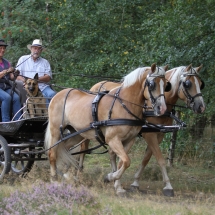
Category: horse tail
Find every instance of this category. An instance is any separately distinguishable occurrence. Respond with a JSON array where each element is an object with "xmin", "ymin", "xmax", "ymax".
[
  {"xmin": 45, "ymin": 121, "xmax": 80, "ymax": 170},
  {"xmin": 44, "ymin": 120, "xmax": 51, "ymax": 152},
  {"xmin": 56, "ymin": 141, "xmax": 80, "ymax": 170}
]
